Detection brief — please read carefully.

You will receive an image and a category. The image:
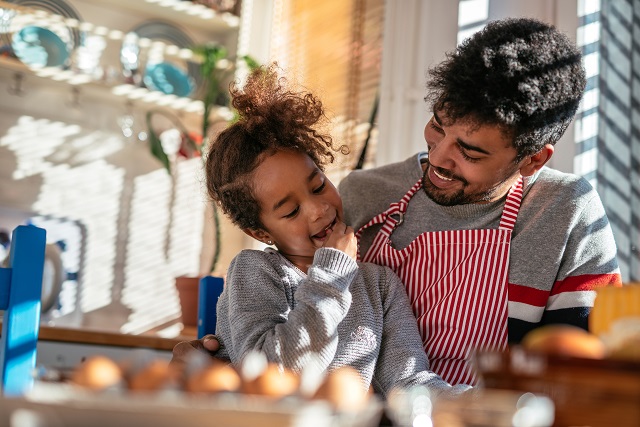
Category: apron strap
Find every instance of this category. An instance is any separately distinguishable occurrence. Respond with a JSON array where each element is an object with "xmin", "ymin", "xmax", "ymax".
[
  {"xmin": 498, "ymin": 176, "xmax": 524, "ymax": 232},
  {"xmin": 355, "ymin": 203, "xmax": 403, "ymax": 262},
  {"xmin": 357, "ymin": 175, "xmax": 524, "ymax": 257},
  {"xmin": 355, "ymin": 179, "xmax": 422, "ymax": 240},
  {"xmin": 356, "ymin": 179, "xmax": 423, "ymax": 261}
]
